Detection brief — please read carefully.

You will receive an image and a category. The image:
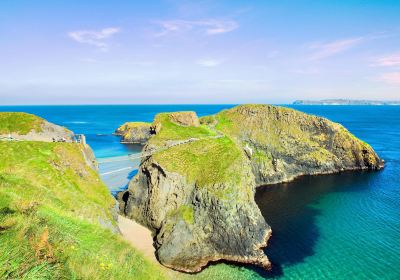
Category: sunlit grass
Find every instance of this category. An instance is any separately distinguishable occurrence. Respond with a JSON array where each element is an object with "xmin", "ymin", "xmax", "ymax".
[
  {"xmin": 0, "ymin": 112, "xmax": 44, "ymax": 135},
  {"xmin": 0, "ymin": 141, "xmax": 166, "ymax": 280}
]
